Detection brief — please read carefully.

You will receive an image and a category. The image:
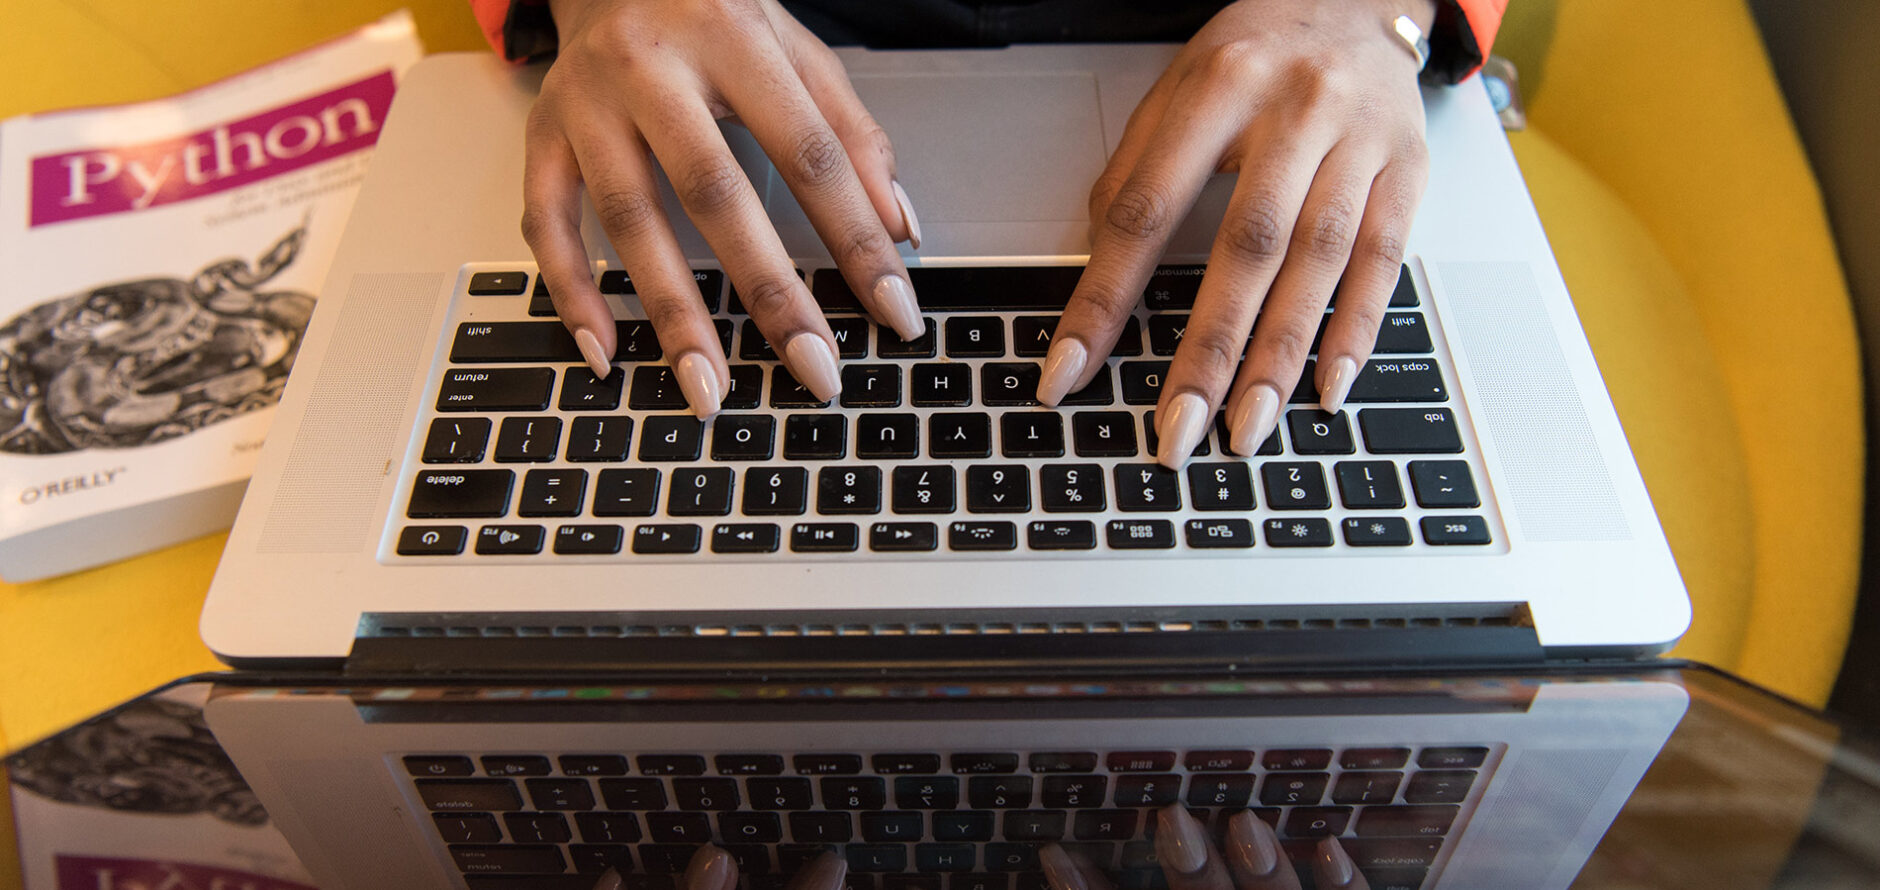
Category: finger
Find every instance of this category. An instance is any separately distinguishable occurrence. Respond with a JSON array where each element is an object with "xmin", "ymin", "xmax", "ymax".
[
  {"xmin": 592, "ymin": 867, "xmax": 625, "ymax": 890},
  {"xmin": 1154, "ymin": 805, "xmax": 1235, "ymax": 890},
  {"xmin": 1040, "ymin": 82, "xmax": 1249, "ymax": 408},
  {"xmin": 1088, "ymin": 64, "xmax": 1180, "ymax": 222},
  {"xmin": 1223, "ymin": 811, "xmax": 1303, "ymax": 890},
  {"xmin": 785, "ymin": 850, "xmax": 849, "ymax": 890},
  {"xmin": 714, "ymin": 46, "xmax": 924, "ymax": 342},
  {"xmin": 1154, "ymin": 123, "xmax": 1338, "ymax": 466},
  {"xmin": 1042, "ymin": 843, "xmax": 1120, "ymax": 890},
  {"xmin": 683, "ymin": 845, "xmax": 738, "ymax": 890},
  {"xmin": 1216, "ymin": 141, "xmax": 1371, "ymax": 458},
  {"xmin": 1312, "ymin": 838, "xmax": 1369, "ymax": 890},
  {"xmin": 521, "ymin": 107, "xmax": 614, "ymax": 379},
  {"xmin": 565, "ymin": 118, "xmax": 730, "ymax": 416},
  {"xmin": 1314, "ymin": 154, "xmax": 1428, "ymax": 414},
  {"xmin": 635, "ymin": 88, "xmax": 843, "ymax": 401},
  {"xmin": 777, "ymin": 18, "xmax": 918, "ymax": 247}
]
